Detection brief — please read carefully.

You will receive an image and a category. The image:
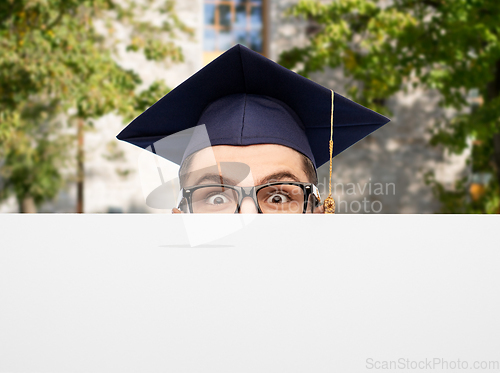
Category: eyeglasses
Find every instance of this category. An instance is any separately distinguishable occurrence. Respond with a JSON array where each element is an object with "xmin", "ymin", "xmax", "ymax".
[{"xmin": 177, "ymin": 182, "xmax": 321, "ymax": 214}]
